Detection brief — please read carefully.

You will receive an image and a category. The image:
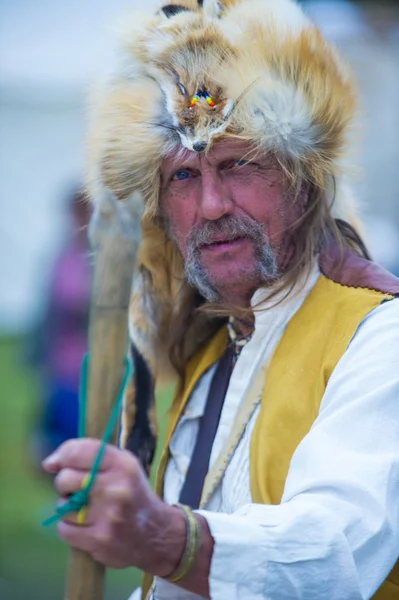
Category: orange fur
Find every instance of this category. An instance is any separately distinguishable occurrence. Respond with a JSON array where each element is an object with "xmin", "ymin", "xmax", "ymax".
[{"xmin": 86, "ymin": 0, "xmax": 362, "ymax": 445}]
